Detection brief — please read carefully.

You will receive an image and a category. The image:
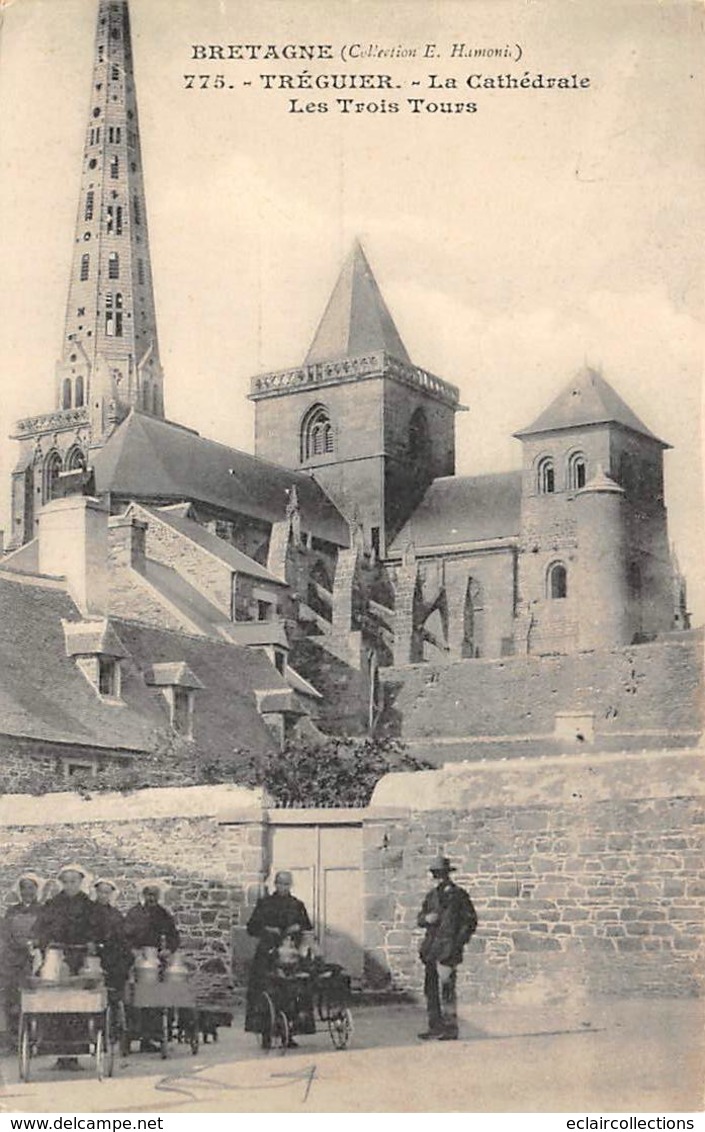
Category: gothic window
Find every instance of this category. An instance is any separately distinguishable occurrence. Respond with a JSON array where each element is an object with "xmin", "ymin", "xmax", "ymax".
[
  {"xmin": 80, "ymin": 253, "xmax": 90, "ymax": 281},
  {"xmin": 567, "ymin": 452, "xmax": 587, "ymax": 491},
  {"xmin": 115, "ymin": 293, "xmax": 123, "ymax": 336},
  {"xmin": 65, "ymin": 445, "xmax": 86, "ymax": 471},
  {"xmin": 74, "ymin": 376, "xmax": 85, "ymax": 409},
  {"xmin": 111, "ymin": 63, "xmax": 120, "ymax": 81},
  {"xmin": 110, "ymin": 154, "xmax": 119, "ymax": 179},
  {"xmin": 108, "ymin": 252, "xmax": 119, "ymax": 279},
  {"xmin": 84, "ymin": 191, "xmax": 94, "ymax": 221},
  {"xmin": 105, "ymin": 293, "xmax": 114, "ymax": 336},
  {"xmin": 547, "ymin": 562, "xmax": 568, "ymax": 600},
  {"xmin": 408, "ymin": 407, "xmax": 431, "ymax": 467},
  {"xmin": 301, "ymin": 404, "xmax": 334, "ymax": 461},
  {"xmin": 133, "ymin": 196, "xmax": 141, "ymax": 225},
  {"xmin": 537, "ymin": 456, "xmax": 555, "ymax": 494},
  {"xmin": 61, "ymin": 379, "xmax": 72, "ymax": 410},
  {"xmin": 43, "ymin": 451, "xmax": 63, "ymax": 503},
  {"xmin": 137, "ymin": 259, "xmax": 145, "ymax": 285},
  {"xmin": 108, "ymin": 126, "xmax": 121, "ymax": 144}
]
